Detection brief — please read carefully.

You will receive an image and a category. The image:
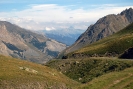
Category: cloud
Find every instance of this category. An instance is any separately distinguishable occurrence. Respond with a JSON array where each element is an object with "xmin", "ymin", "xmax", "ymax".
[
  {"xmin": 45, "ymin": 27, "xmax": 56, "ymax": 31},
  {"xmin": 0, "ymin": 4, "xmax": 133, "ymax": 30},
  {"xmin": 9, "ymin": 4, "xmax": 133, "ymax": 22}
]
